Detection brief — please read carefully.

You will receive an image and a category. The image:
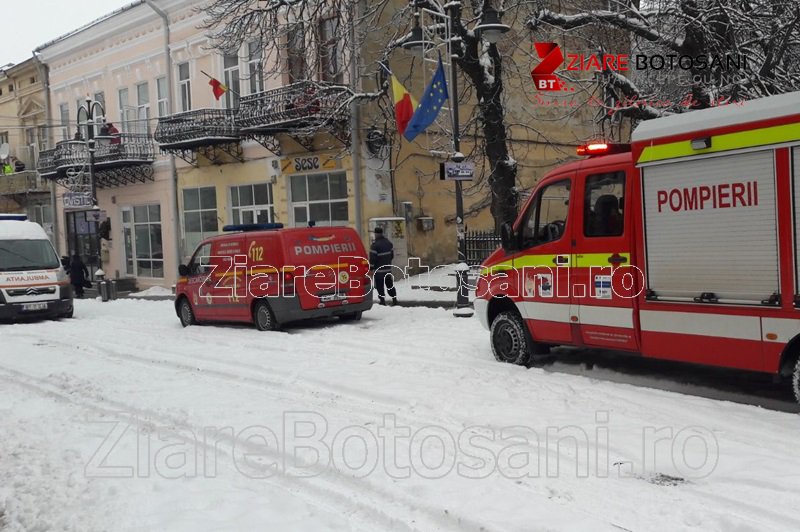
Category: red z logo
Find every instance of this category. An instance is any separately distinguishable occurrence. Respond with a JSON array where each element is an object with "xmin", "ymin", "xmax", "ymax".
[{"xmin": 531, "ymin": 42, "xmax": 566, "ymax": 92}]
